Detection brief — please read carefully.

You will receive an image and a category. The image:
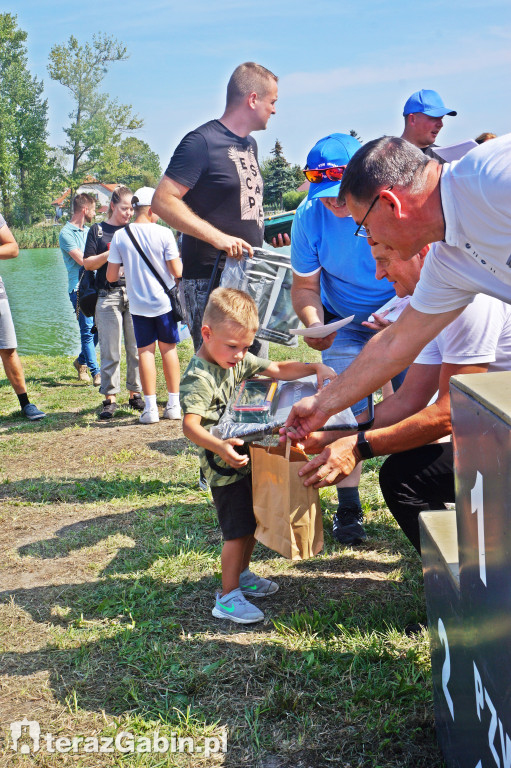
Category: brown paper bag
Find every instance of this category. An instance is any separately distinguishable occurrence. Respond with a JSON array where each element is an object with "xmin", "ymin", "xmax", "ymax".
[{"xmin": 249, "ymin": 441, "xmax": 323, "ymax": 560}]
